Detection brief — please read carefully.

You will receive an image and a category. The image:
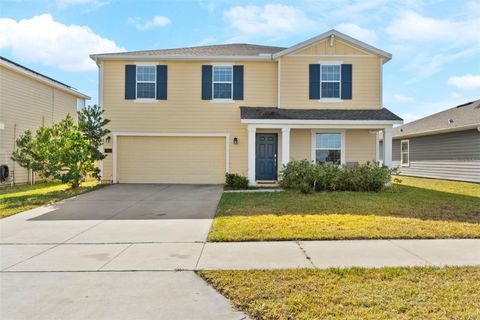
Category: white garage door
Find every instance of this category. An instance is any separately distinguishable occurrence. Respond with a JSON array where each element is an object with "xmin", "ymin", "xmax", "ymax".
[{"xmin": 117, "ymin": 136, "xmax": 226, "ymax": 184}]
